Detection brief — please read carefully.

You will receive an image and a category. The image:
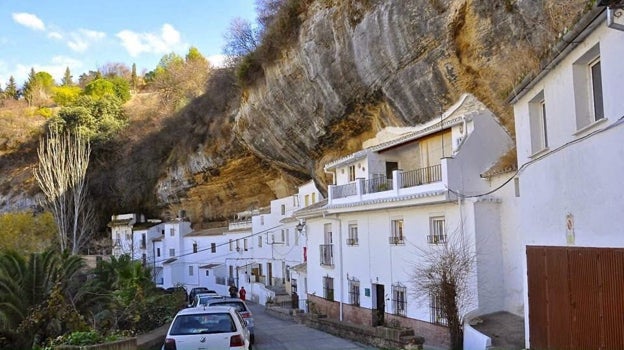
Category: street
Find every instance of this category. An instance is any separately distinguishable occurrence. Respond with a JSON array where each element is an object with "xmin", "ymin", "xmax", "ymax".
[{"xmin": 247, "ymin": 302, "xmax": 378, "ymax": 350}]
